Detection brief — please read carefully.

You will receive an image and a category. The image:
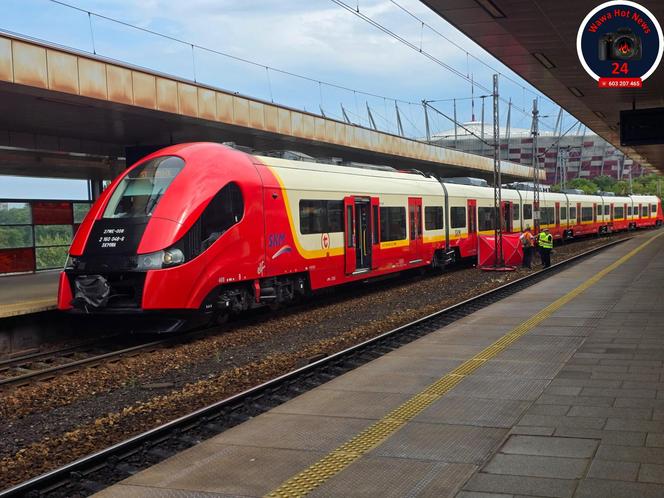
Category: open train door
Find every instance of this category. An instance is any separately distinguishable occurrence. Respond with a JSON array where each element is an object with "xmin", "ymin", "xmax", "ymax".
[
  {"xmin": 343, "ymin": 196, "xmax": 356, "ymax": 274},
  {"xmin": 467, "ymin": 199, "xmax": 477, "ymax": 256},
  {"xmin": 371, "ymin": 197, "xmax": 380, "ymax": 269},
  {"xmin": 408, "ymin": 197, "xmax": 423, "ymax": 262},
  {"xmin": 500, "ymin": 201, "xmax": 512, "ymax": 233}
]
